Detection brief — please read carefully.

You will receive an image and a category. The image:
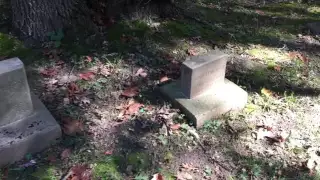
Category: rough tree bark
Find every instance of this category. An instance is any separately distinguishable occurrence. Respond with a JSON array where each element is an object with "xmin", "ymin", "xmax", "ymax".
[
  {"xmin": 10, "ymin": 0, "xmax": 90, "ymax": 42},
  {"xmin": 9, "ymin": 0, "xmax": 175, "ymax": 43}
]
